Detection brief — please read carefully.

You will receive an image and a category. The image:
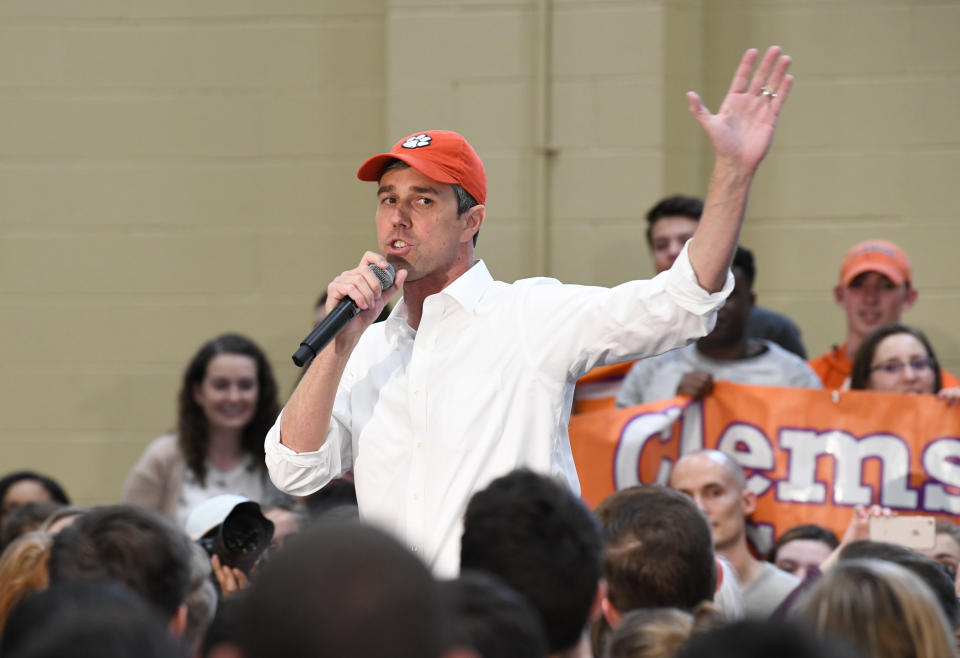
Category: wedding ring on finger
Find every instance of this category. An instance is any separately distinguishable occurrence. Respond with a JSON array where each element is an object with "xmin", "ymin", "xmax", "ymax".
[{"xmin": 759, "ymin": 87, "xmax": 777, "ymax": 99}]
